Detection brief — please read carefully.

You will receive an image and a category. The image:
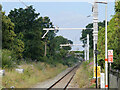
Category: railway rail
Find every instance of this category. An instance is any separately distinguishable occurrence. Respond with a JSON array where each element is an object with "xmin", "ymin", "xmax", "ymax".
[{"xmin": 47, "ymin": 63, "xmax": 81, "ymax": 90}]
